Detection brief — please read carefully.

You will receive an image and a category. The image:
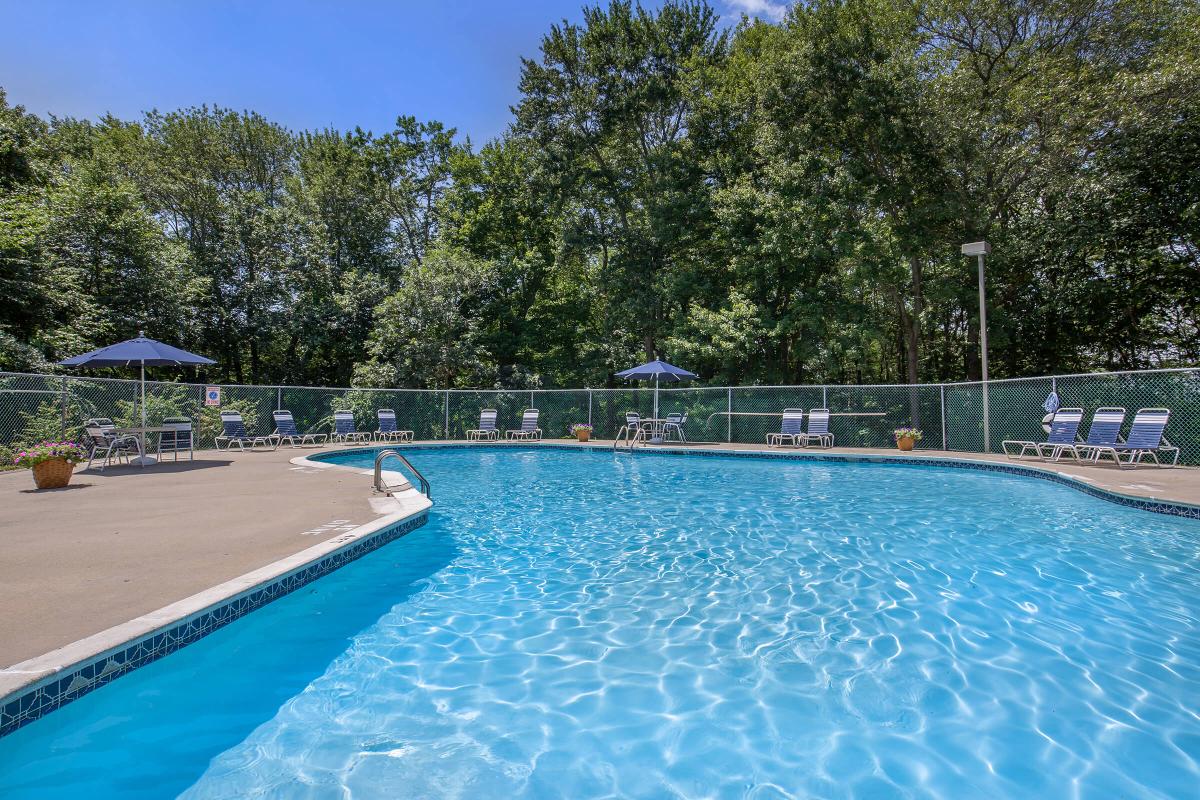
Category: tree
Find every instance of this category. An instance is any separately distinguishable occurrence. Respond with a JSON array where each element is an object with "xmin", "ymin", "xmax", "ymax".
[
  {"xmin": 357, "ymin": 246, "xmax": 500, "ymax": 389},
  {"xmin": 516, "ymin": 0, "xmax": 729, "ymax": 360}
]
